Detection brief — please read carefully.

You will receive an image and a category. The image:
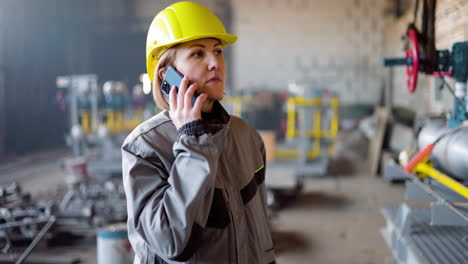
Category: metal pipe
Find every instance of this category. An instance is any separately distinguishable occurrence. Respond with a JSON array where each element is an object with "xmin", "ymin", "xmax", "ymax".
[{"xmin": 418, "ymin": 120, "xmax": 468, "ymax": 180}]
